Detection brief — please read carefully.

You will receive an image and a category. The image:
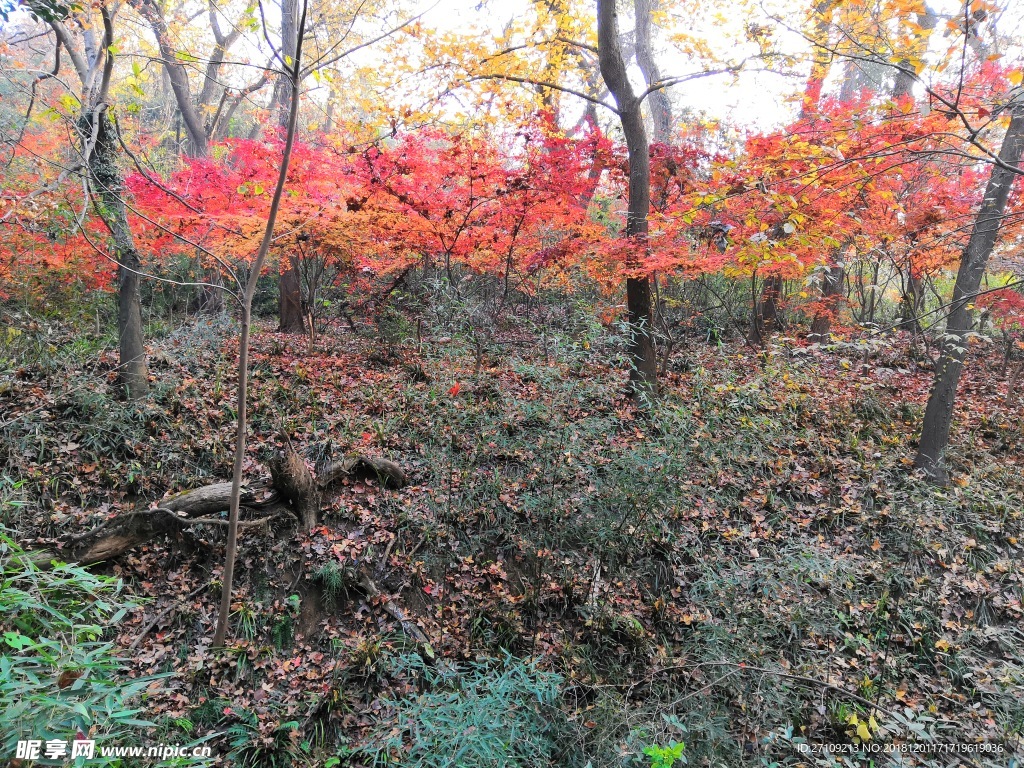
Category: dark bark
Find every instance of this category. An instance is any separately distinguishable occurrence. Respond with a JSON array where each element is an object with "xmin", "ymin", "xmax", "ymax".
[
  {"xmin": 48, "ymin": 482, "xmax": 275, "ymax": 566},
  {"xmin": 748, "ymin": 274, "xmax": 784, "ymax": 346},
  {"xmin": 837, "ymin": 60, "xmax": 866, "ymax": 103},
  {"xmin": 273, "ymin": 0, "xmax": 304, "ymax": 332},
  {"xmin": 197, "ymin": 266, "xmax": 225, "ymax": 314},
  {"xmin": 270, "ymin": 0, "xmax": 300, "ymax": 125},
  {"xmin": 597, "ymin": 0, "xmax": 658, "ymax": 399},
  {"xmin": 800, "ymin": 0, "xmax": 836, "ymax": 117},
  {"xmin": 892, "ymin": 6, "xmax": 937, "ymax": 100},
  {"xmin": 898, "ymin": 271, "xmax": 924, "ymax": 334},
  {"xmin": 269, "ymin": 448, "xmax": 319, "ymax": 531},
  {"xmin": 809, "ymin": 265, "xmax": 845, "ymax": 340},
  {"xmin": 318, "ymin": 455, "xmax": 408, "ymax": 490},
  {"xmin": 915, "ymin": 94, "xmax": 1024, "ymax": 483},
  {"xmin": 85, "ymin": 111, "xmax": 149, "ymax": 399},
  {"xmin": 279, "ymin": 253, "xmax": 307, "ymax": 333}
]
